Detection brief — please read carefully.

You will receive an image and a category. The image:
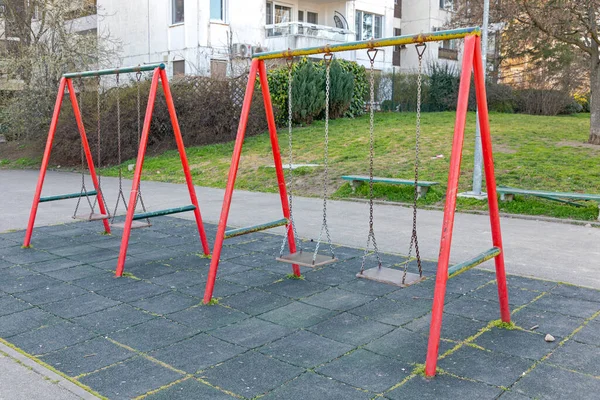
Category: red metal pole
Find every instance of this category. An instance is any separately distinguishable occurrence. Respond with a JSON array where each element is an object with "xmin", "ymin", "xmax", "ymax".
[
  {"xmin": 23, "ymin": 78, "xmax": 67, "ymax": 248},
  {"xmin": 159, "ymin": 69, "xmax": 210, "ymax": 255},
  {"xmin": 257, "ymin": 60, "xmax": 301, "ymax": 277},
  {"xmin": 115, "ymin": 68, "xmax": 160, "ymax": 277},
  {"xmin": 425, "ymin": 35, "xmax": 477, "ymax": 377},
  {"xmin": 473, "ymin": 36, "xmax": 511, "ymax": 322},
  {"xmin": 203, "ymin": 59, "xmax": 260, "ymax": 303},
  {"xmin": 66, "ymin": 79, "xmax": 111, "ymax": 234}
]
